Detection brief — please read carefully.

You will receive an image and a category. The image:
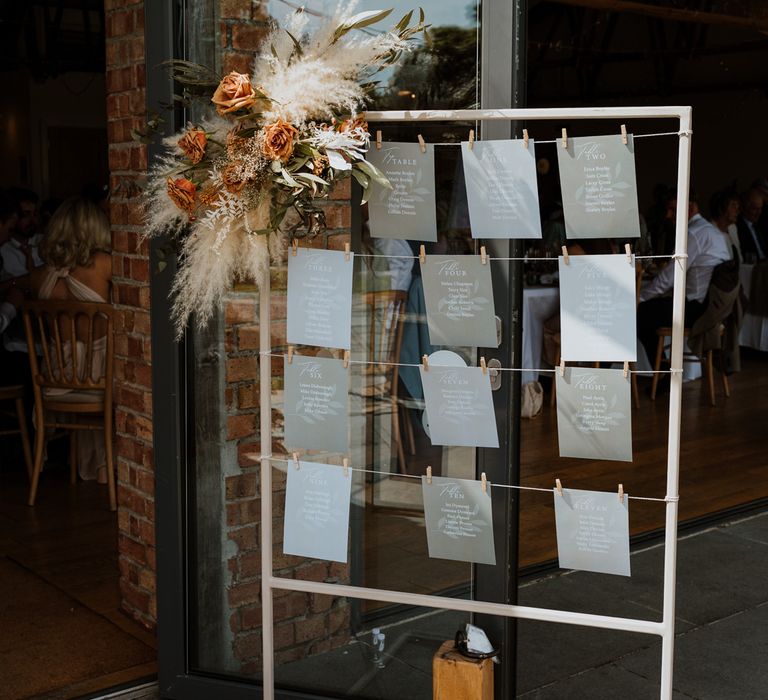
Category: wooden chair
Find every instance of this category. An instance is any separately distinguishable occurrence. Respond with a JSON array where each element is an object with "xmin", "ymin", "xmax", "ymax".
[
  {"xmin": 359, "ymin": 289, "xmax": 413, "ymax": 473},
  {"xmin": 650, "ymin": 325, "xmax": 729, "ymax": 406},
  {"xmin": 0, "ymin": 385, "xmax": 33, "ymax": 478},
  {"xmin": 22, "ymin": 300, "xmax": 116, "ymax": 510}
]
